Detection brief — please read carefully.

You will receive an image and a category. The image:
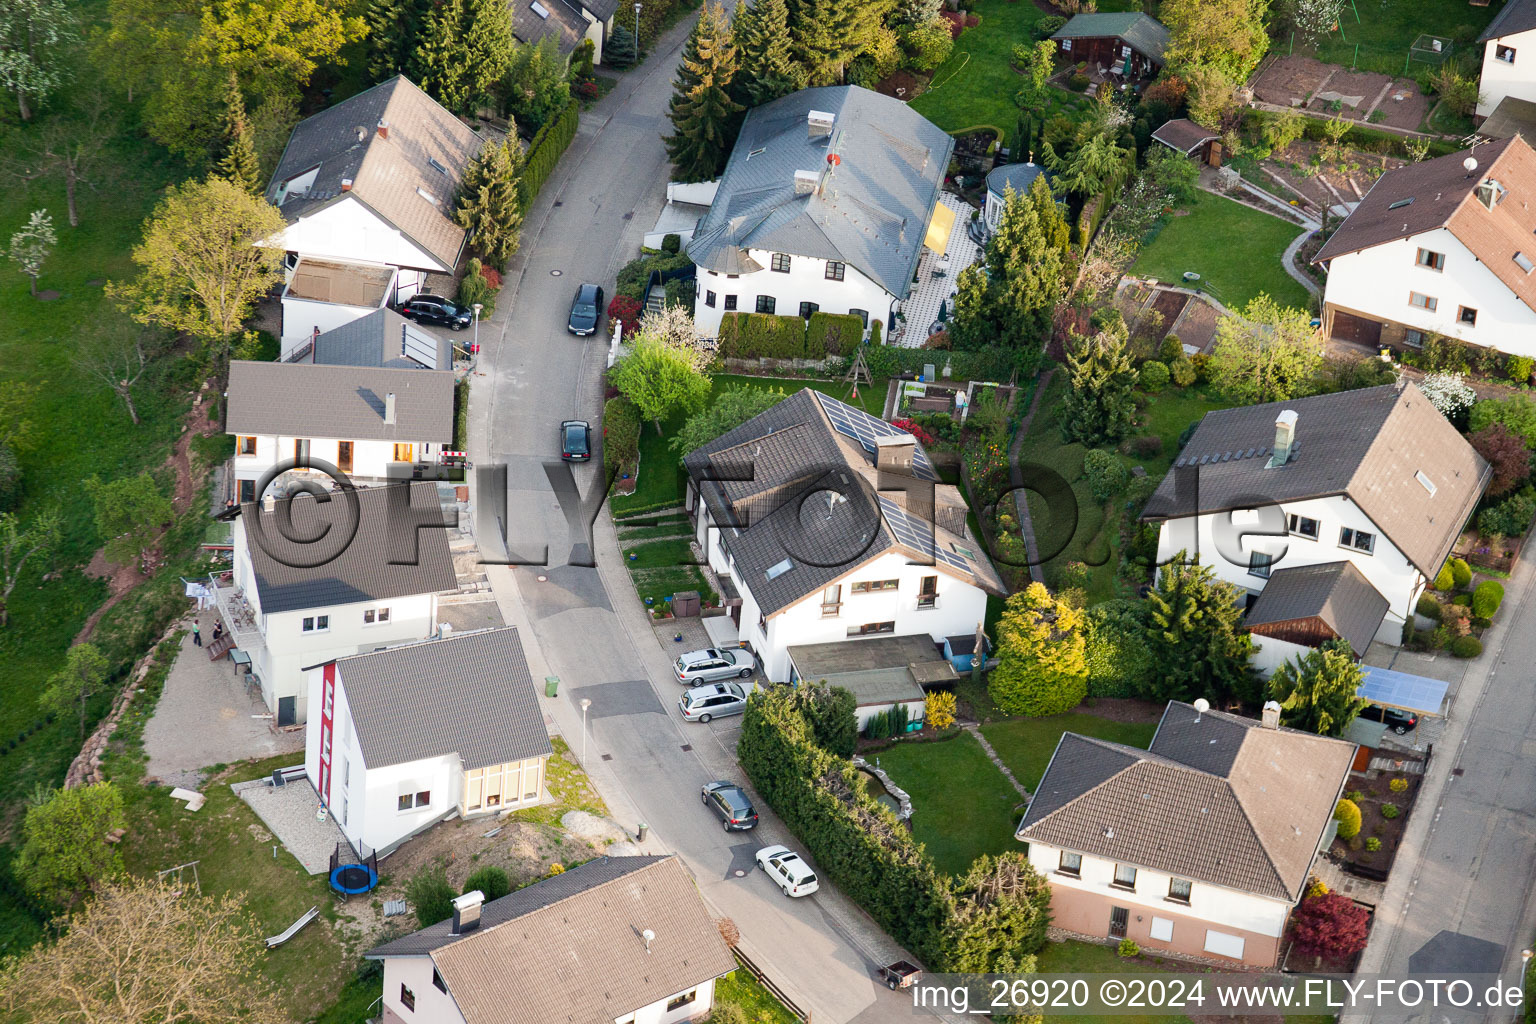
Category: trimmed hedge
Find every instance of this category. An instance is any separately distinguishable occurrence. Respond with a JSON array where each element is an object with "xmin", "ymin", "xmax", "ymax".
[
  {"xmin": 453, "ymin": 379, "xmax": 470, "ymax": 451},
  {"xmin": 717, "ymin": 312, "xmax": 811, "ymax": 358},
  {"xmin": 1473, "ymin": 580, "xmax": 1504, "ymax": 619},
  {"xmin": 1449, "ymin": 557, "xmax": 1473, "ymax": 588},
  {"xmin": 807, "ymin": 312, "xmax": 865, "ymax": 358},
  {"xmin": 519, "ymin": 100, "xmax": 581, "ymax": 212},
  {"xmin": 1415, "ymin": 594, "xmax": 1442, "ymax": 621},
  {"xmin": 1451, "ymin": 636, "xmax": 1483, "ymax": 658},
  {"xmin": 603, "ymin": 396, "xmax": 641, "ymax": 475}
]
